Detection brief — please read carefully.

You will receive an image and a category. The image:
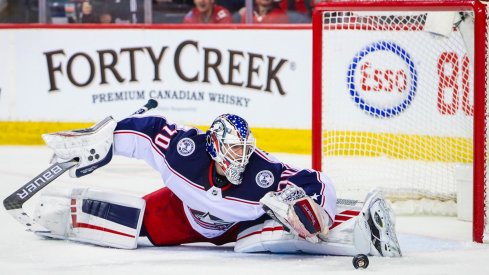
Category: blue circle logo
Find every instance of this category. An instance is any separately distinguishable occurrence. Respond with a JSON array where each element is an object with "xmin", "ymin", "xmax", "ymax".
[
  {"xmin": 255, "ymin": 170, "xmax": 274, "ymax": 188},
  {"xmin": 347, "ymin": 41, "xmax": 418, "ymax": 118},
  {"xmin": 177, "ymin": 138, "xmax": 195, "ymax": 156}
]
